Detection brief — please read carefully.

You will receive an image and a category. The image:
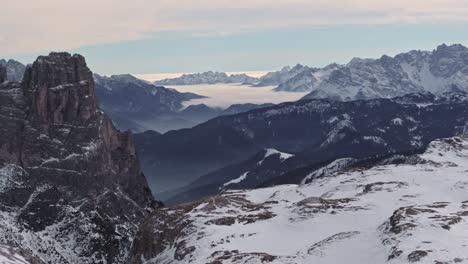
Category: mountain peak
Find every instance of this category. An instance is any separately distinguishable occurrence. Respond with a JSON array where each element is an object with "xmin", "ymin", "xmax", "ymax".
[
  {"xmin": 0, "ymin": 52, "xmax": 156, "ymax": 262},
  {"xmin": 435, "ymin": 43, "xmax": 467, "ymax": 52},
  {"xmin": 22, "ymin": 52, "xmax": 97, "ymax": 130}
]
